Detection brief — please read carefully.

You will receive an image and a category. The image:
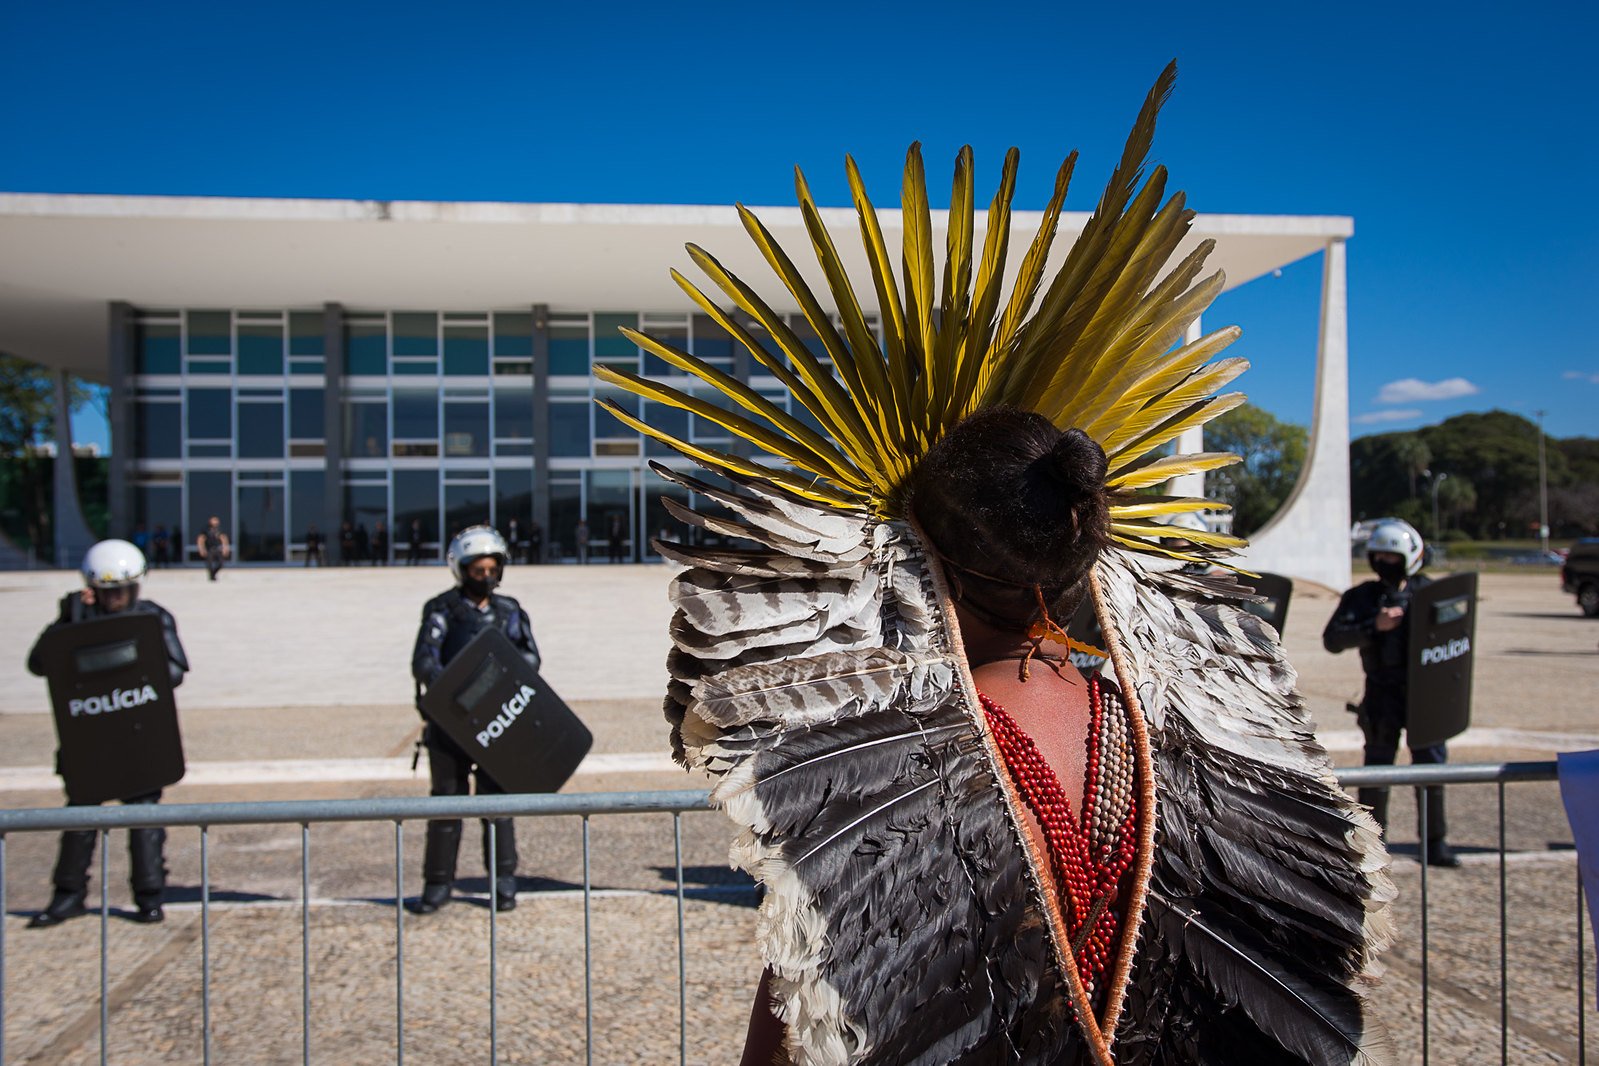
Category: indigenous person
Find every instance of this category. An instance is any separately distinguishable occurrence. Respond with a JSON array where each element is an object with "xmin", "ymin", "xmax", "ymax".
[
  {"xmin": 304, "ymin": 524, "xmax": 325, "ymax": 567},
  {"xmin": 1324, "ymin": 519, "xmax": 1457, "ymax": 867},
  {"xmin": 151, "ymin": 525, "xmax": 171, "ymax": 567},
  {"xmin": 372, "ymin": 521, "xmax": 389, "ymax": 565},
  {"xmin": 409, "ymin": 526, "xmax": 541, "ymax": 914},
  {"xmin": 25, "ymin": 540, "xmax": 189, "ymax": 927},
  {"xmin": 615, "ymin": 62, "xmax": 1396, "ymax": 1065},
  {"xmin": 197, "ymin": 516, "xmax": 229, "ymax": 581}
]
